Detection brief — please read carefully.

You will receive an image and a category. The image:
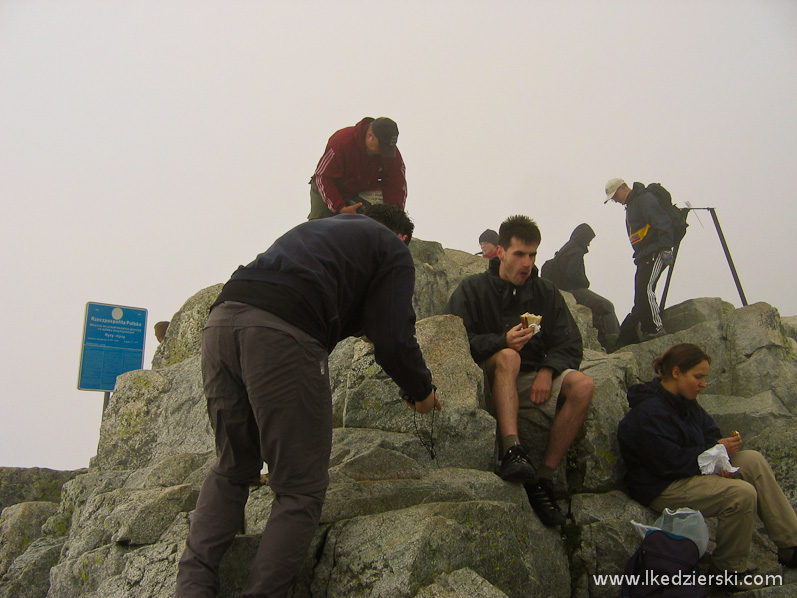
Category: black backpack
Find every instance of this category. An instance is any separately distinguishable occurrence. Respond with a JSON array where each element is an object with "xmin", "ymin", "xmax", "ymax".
[
  {"xmin": 645, "ymin": 183, "xmax": 689, "ymax": 245},
  {"xmin": 621, "ymin": 530, "xmax": 705, "ymax": 597},
  {"xmin": 540, "ymin": 254, "xmax": 564, "ymax": 288}
]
